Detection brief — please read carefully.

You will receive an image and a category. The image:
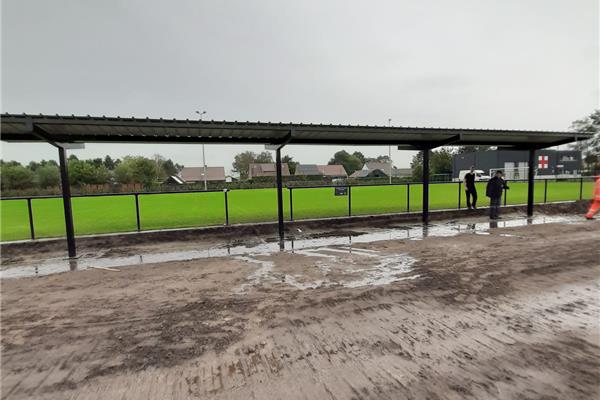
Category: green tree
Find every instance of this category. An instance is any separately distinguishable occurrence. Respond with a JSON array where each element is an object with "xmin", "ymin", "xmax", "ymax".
[
  {"xmin": 328, "ymin": 150, "xmax": 363, "ymax": 175},
  {"xmin": 28, "ymin": 161, "xmax": 41, "ymax": 171},
  {"xmin": 152, "ymin": 154, "xmax": 168, "ymax": 181},
  {"xmin": 150, "ymin": 154, "xmax": 181, "ymax": 179},
  {"xmin": 114, "ymin": 162, "xmax": 133, "ymax": 184},
  {"xmin": 430, "ymin": 148, "xmax": 453, "ymax": 175},
  {"xmin": 410, "ymin": 151, "xmax": 424, "ymax": 181},
  {"xmin": 232, "ymin": 151, "xmax": 274, "ymax": 180},
  {"xmin": 68, "ymin": 159, "xmax": 110, "ymax": 185},
  {"xmin": 103, "ymin": 155, "xmax": 116, "ymax": 170},
  {"xmin": 410, "ymin": 148, "xmax": 454, "ymax": 181},
  {"xmin": 353, "ymin": 151, "xmax": 366, "ymax": 165},
  {"xmin": 365, "ymin": 155, "xmax": 391, "ymax": 163},
  {"xmin": 162, "ymin": 159, "xmax": 179, "ymax": 176},
  {"xmin": 281, "ymin": 155, "xmax": 298, "ymax": 175},
  {"xmin": 255, "ymin": 151, "xmax": 273, "ymax": 163},
  {"xmin": 35, "ymin": 164, "xmax": 60, "ymax": 188},
  {"xmin": 0, "ymin": 163, "xmax": 35, "ymax": 190},
  {"xmin": 114, "ymin": 156, "xmax": 158, "ymax": 187},
  {"xmin": 571, "ymin": 109, "xmax": 600, "ymax": 173}
]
